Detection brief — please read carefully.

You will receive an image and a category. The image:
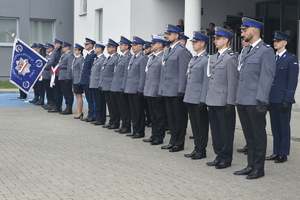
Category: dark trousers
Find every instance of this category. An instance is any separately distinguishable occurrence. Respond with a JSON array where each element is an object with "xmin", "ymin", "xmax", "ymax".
[
  {"xmin": 187, "ymin": 103, "xmax": 209, "ymax": 153},
  {"xmin": 19, "ymin": 89, "xmax": 27, "ymax": 98},
  {"xmin": 269, "ymin": 103, "xmax": 292, "ymax": 155},
  {"xmin": 164, "ymin": 96, "xmax": 187, "ymax": 147},
  {"xmin": 33, "ymin": 82, "xmax": 40, "ymax": 97},
  {"xmin": 83, "ymin": 84, "xmax": 96, "ymax": 119},
  {"xmin": 104, "ymin": 91, "xmax": 120, "ymax": 126},
  {"xmin": 115, "ymin": 92, "xmax": 131, "ymax": 129},
  {"xmin": 60, "ymin": 80, "xmax": 74, "ymax": 107},
  {"xmin": 43, "ymin": 79, "xmax": 54, "ymax": 101},
  {"xmin": 237, "ymin": 105, "xmax": 266, "ymax": 172},
  {"xmin": 127, "ymin": 93, "xmax": 145, "ymax": 135},
  {"xmin": 144, "ymin": 98, "xmax": 151, "ymax": 124},
  {"xmin": 147, "ymin": 96, "xmax": 166, "ymax": 142},
  {"xmin": 93, "ymin": 89, "xmax": 106, "ymax": 123},
  {"xmin": 208, "ymin": 106, "xmax": 235, "ymax": 164},
  {"xmin": 53, "ymin": 77, "xmax": 63, "ymax": 108},
  {"xmin": 36, "ymin": 81, "xmax": 44, "ymax": 98}
]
